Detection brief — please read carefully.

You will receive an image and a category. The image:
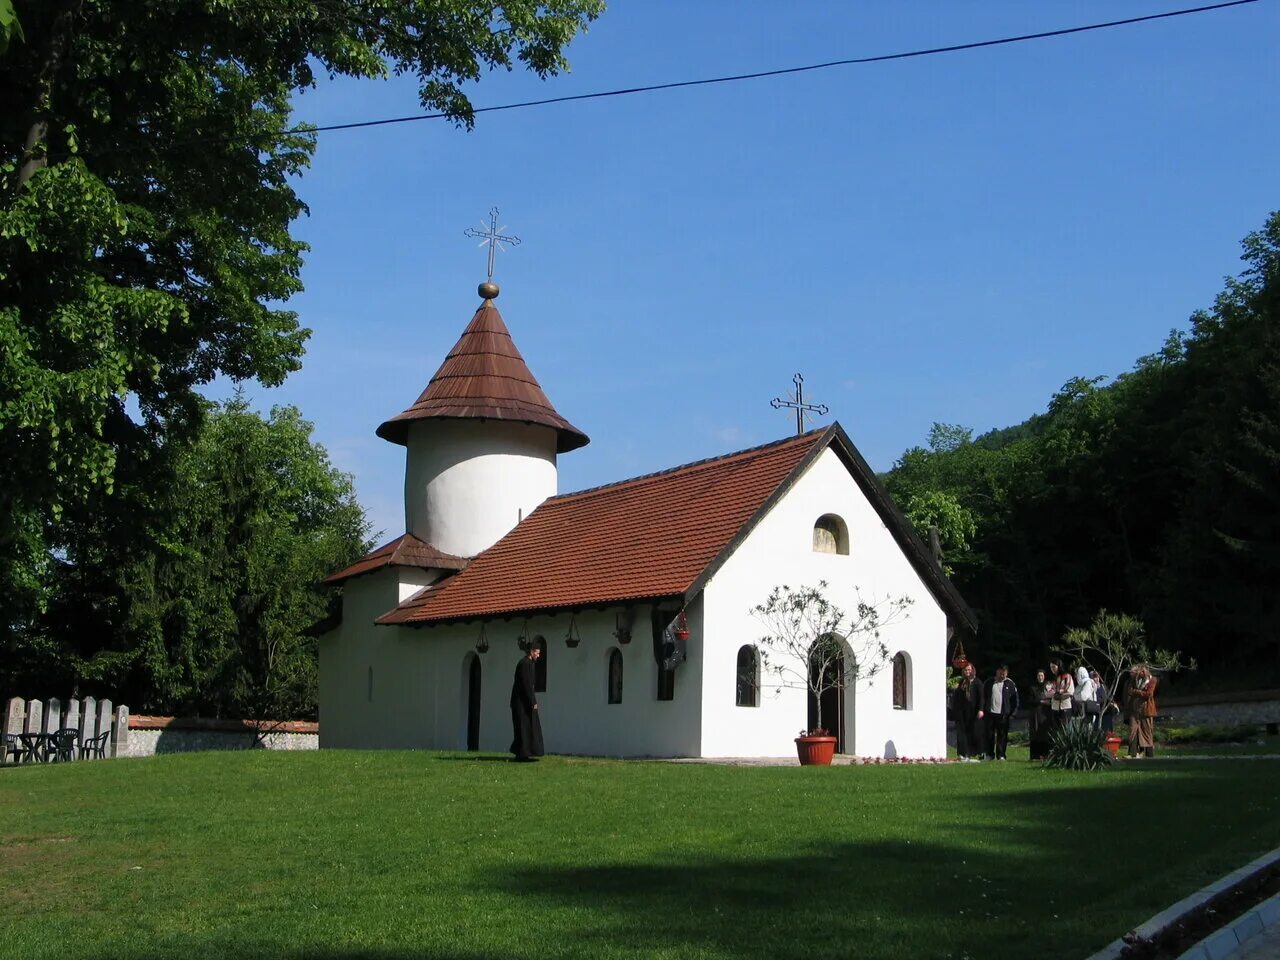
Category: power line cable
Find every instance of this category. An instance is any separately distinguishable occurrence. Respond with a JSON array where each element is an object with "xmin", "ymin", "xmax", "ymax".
[{"xmin": 292, "ymin": 0, "xmax": 1260, "ymax": 138}]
